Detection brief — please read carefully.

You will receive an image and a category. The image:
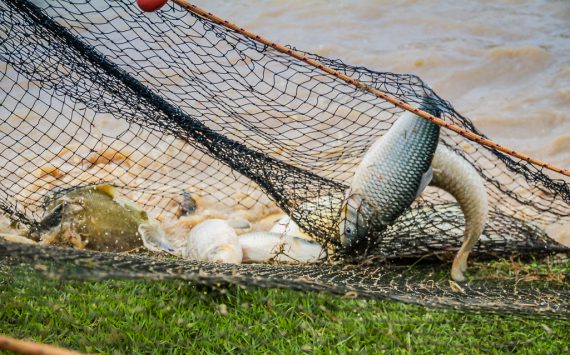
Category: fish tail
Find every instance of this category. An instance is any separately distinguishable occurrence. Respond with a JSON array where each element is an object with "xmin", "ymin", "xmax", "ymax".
[
  {"xmin": 94, "ymin": 184, "xmax": 116, "ymax": 198},
  {"xmin": 138, "ymin": 221, "xmax": 178, "ymax": 255},
  {"xmin": 431, "ymin": 145, "xmax": 489, "ymax": 281}
]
